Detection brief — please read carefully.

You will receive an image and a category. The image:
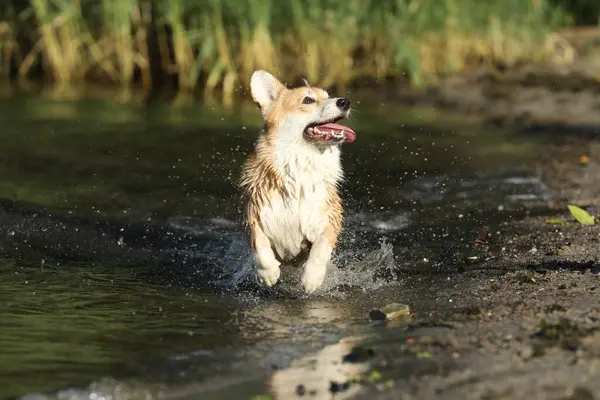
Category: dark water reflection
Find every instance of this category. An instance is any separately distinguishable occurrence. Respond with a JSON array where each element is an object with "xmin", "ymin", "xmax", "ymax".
[{"xmin": 0, "ymin": 91, "xmax": 553, "ymax": 399}]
